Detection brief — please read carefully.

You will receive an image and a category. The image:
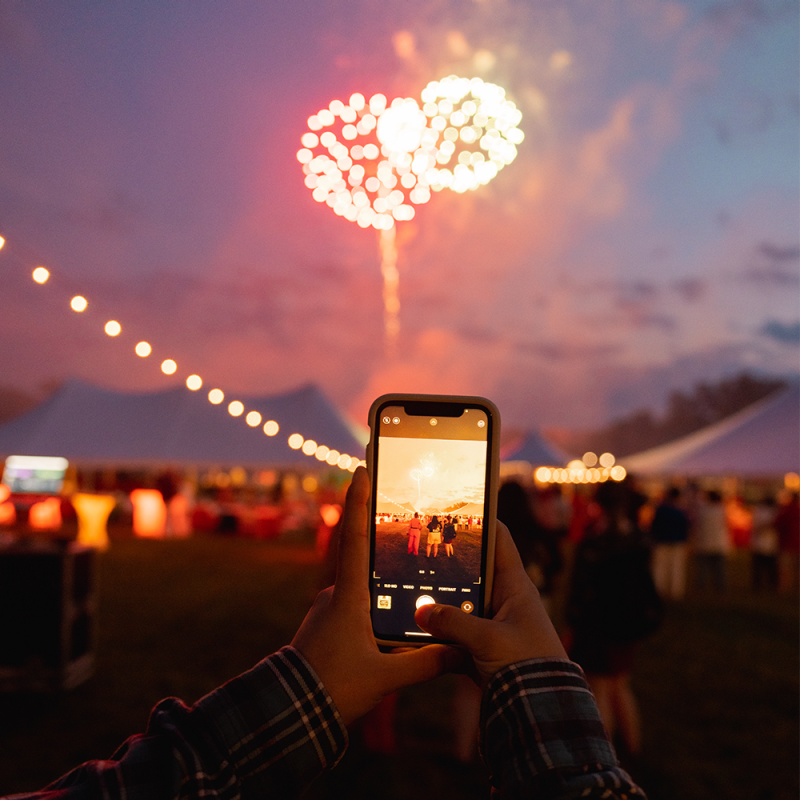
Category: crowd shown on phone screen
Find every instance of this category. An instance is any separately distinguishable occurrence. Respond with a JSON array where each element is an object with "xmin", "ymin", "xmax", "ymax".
[{"xmin": 397, "ymin": 511, "xmax": 465, "ymax": 557}]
